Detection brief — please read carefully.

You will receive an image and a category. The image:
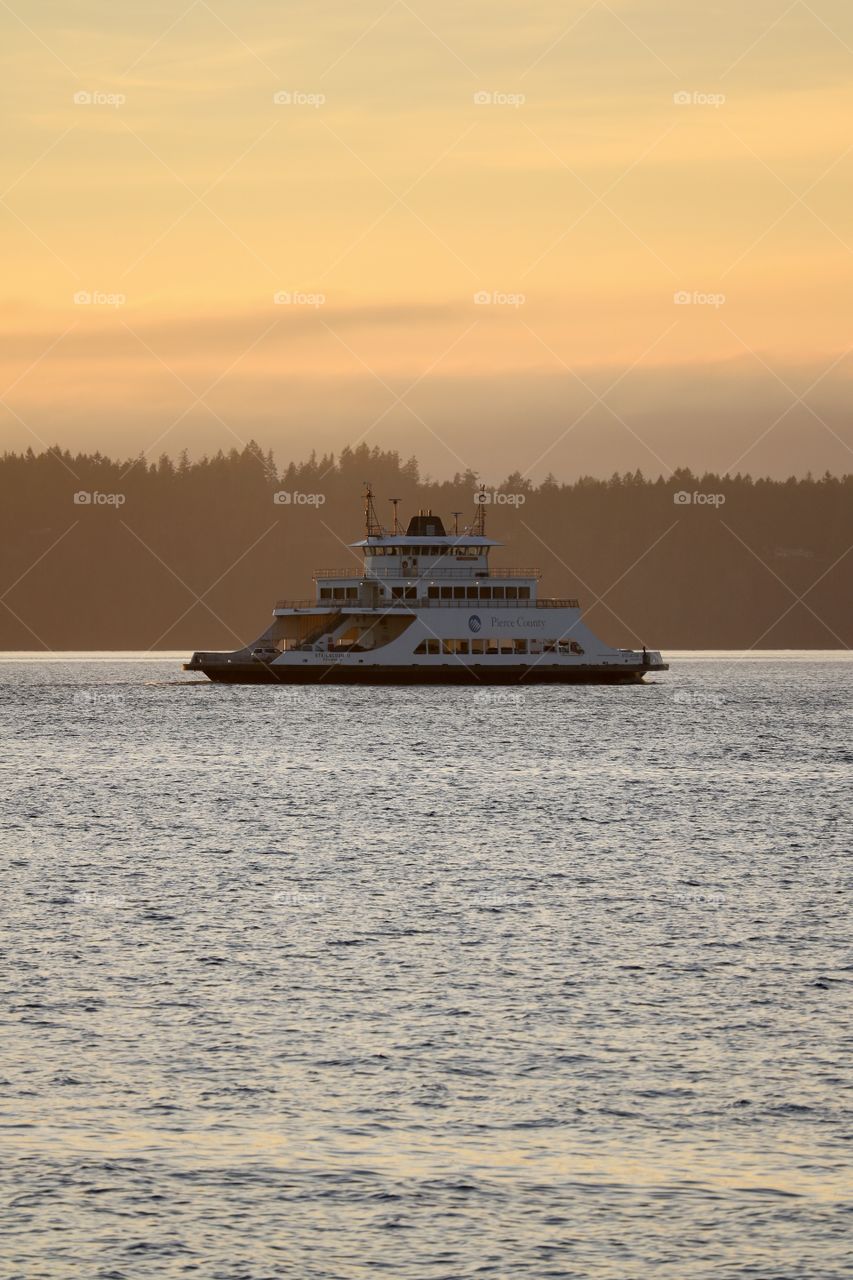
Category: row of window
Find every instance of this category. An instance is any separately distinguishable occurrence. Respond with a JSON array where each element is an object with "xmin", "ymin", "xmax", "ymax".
[
  {"xmin": 367, "ymin": 546, "xmax": 481, "ymax": 558},
  {"xmin": 319, "ymin": 586, "xmax": 420, "ymax": 602},
  {"xmin": 426, "ymin": 585, "xmax": 530, "ymax": 600},
  {"xmin": 318, "ymin": 585, "xmax": 532, "ymax": 602},
  {"xmin": 413, "ymin": 638, "xmax": 584, "ymax": 656}
]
